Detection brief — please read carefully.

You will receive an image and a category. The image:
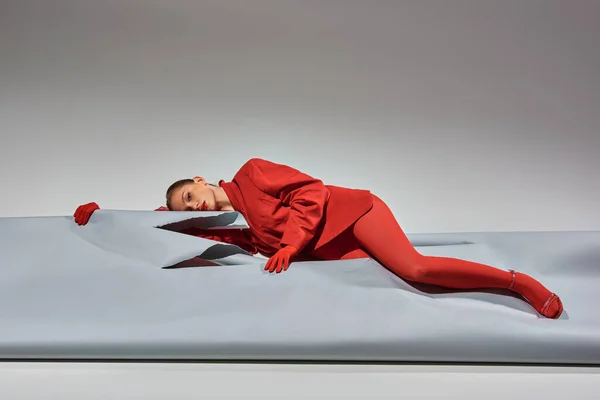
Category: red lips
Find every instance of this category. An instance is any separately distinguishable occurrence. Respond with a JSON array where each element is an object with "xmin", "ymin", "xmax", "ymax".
[{"xmin": 200, "ymin": 201, "xmax": 207, "ymax": 211}]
